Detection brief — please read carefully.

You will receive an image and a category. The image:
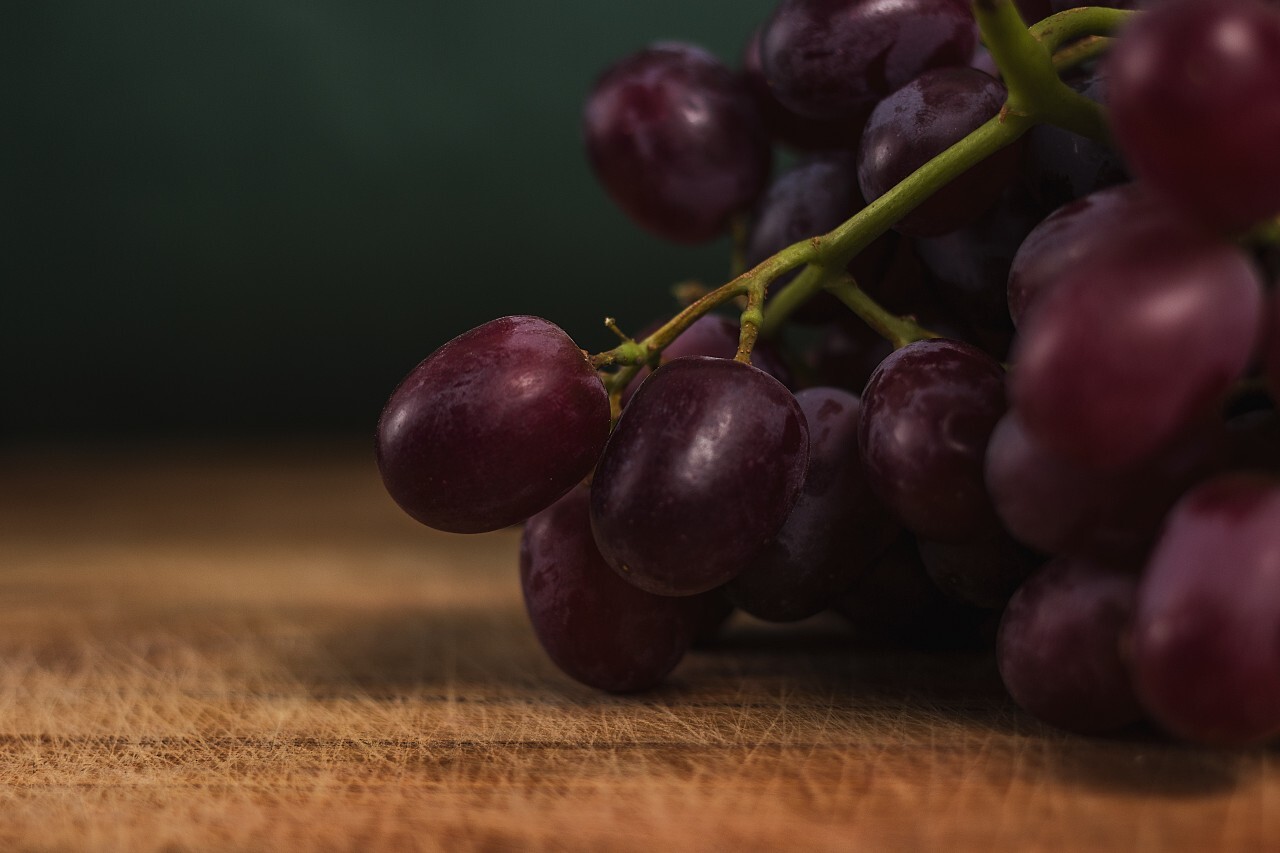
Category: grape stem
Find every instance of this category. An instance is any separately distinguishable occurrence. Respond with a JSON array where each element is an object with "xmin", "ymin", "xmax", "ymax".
[{"xmin": 588, "ymin": 1, "xmax": 1135, "ymax": 367}]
